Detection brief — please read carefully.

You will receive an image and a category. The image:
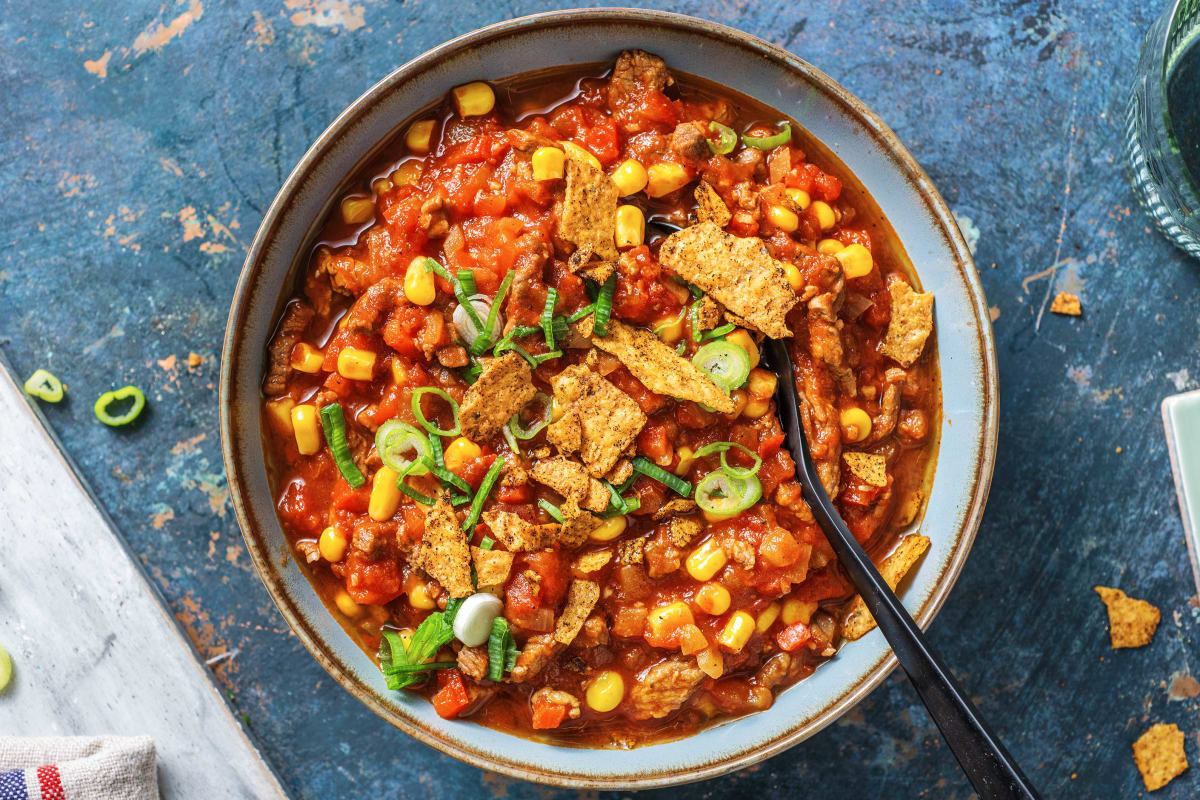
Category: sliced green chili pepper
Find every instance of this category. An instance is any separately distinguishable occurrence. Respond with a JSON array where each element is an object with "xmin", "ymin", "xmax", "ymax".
[
  {"xmin": 707, "ymin": 121, "xmax": 738, "ymax": 155},
  {"xmin": 320, "ymin": 403, "xmax": 366, "ymax": 488},
  {"xmin": 94, "ymin": 385, "xmax": 146, "ymax": 427},
  {"xmin": 742, "ymin": 123, "xmax": 792, "ymax": 151},
  {"xmin": 24, "ymin": 369, "xmax": 64, "ymax": 403}
]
